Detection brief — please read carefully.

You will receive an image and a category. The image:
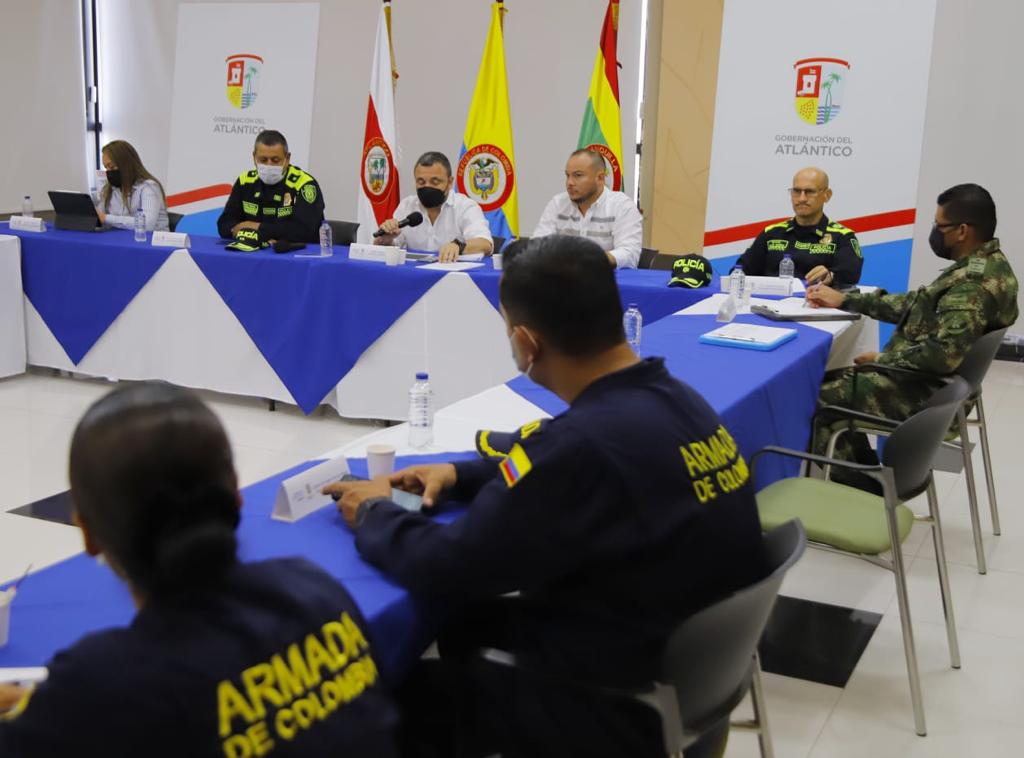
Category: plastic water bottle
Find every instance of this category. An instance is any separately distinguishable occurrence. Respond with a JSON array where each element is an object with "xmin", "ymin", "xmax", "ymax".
[
  {"xmin": 134, "ymin": 209, "xmax": 146, "ymax": 242},
  {"xmin": 623, "ymin": 303, "xmax": 643, "ymax": 351},
  {"xmin": 717, "ymin": 270, "xmax": 742, "ymax": 323},
  {"xmin": 408, "ymin": 372, "xmax": 434, "ymax": 448},
  {"xmin": 21, "ymin": 196, "xmax": 32, "ymax": 218},
  {"xmin": 778, "ymin": 253, "xmax": 794, "ymax": 282},
  {"xmin": 319, "ymin": 220, "xmax": 333, "ymax": 257}
]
